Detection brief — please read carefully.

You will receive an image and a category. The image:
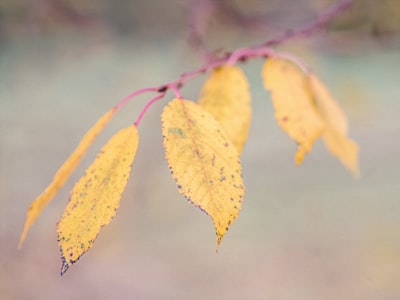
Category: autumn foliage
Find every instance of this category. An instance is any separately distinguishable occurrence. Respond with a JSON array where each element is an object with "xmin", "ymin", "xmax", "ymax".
[{"xmin": 18, "ymin": 0, "xmax": 359, "ymax": 275}]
